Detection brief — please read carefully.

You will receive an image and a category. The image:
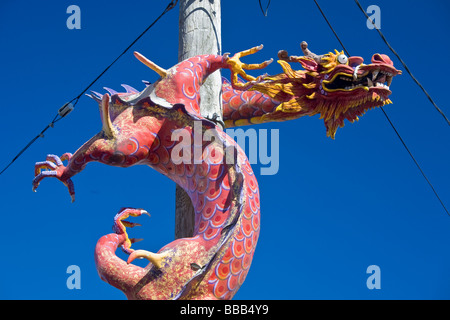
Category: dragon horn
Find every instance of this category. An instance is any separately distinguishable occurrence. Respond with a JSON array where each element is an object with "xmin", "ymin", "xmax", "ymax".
[
  {"xmin": 101, "ymin": 94, "xmax": 115, "ymax": 139},
  {"xmin": 300, "ymin": 41, "xmax": 325, "ymax": 63},
  {"xmin": 277, "ymin": 41, "xmax": 325, "ymax": 64},
  {"xmin": 134, "ymin": 51, "xmax": 167, "ymax": 78},
  {"xmin": 127, "ymin": 249, "xmax": 169, "ymax": 269}
]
